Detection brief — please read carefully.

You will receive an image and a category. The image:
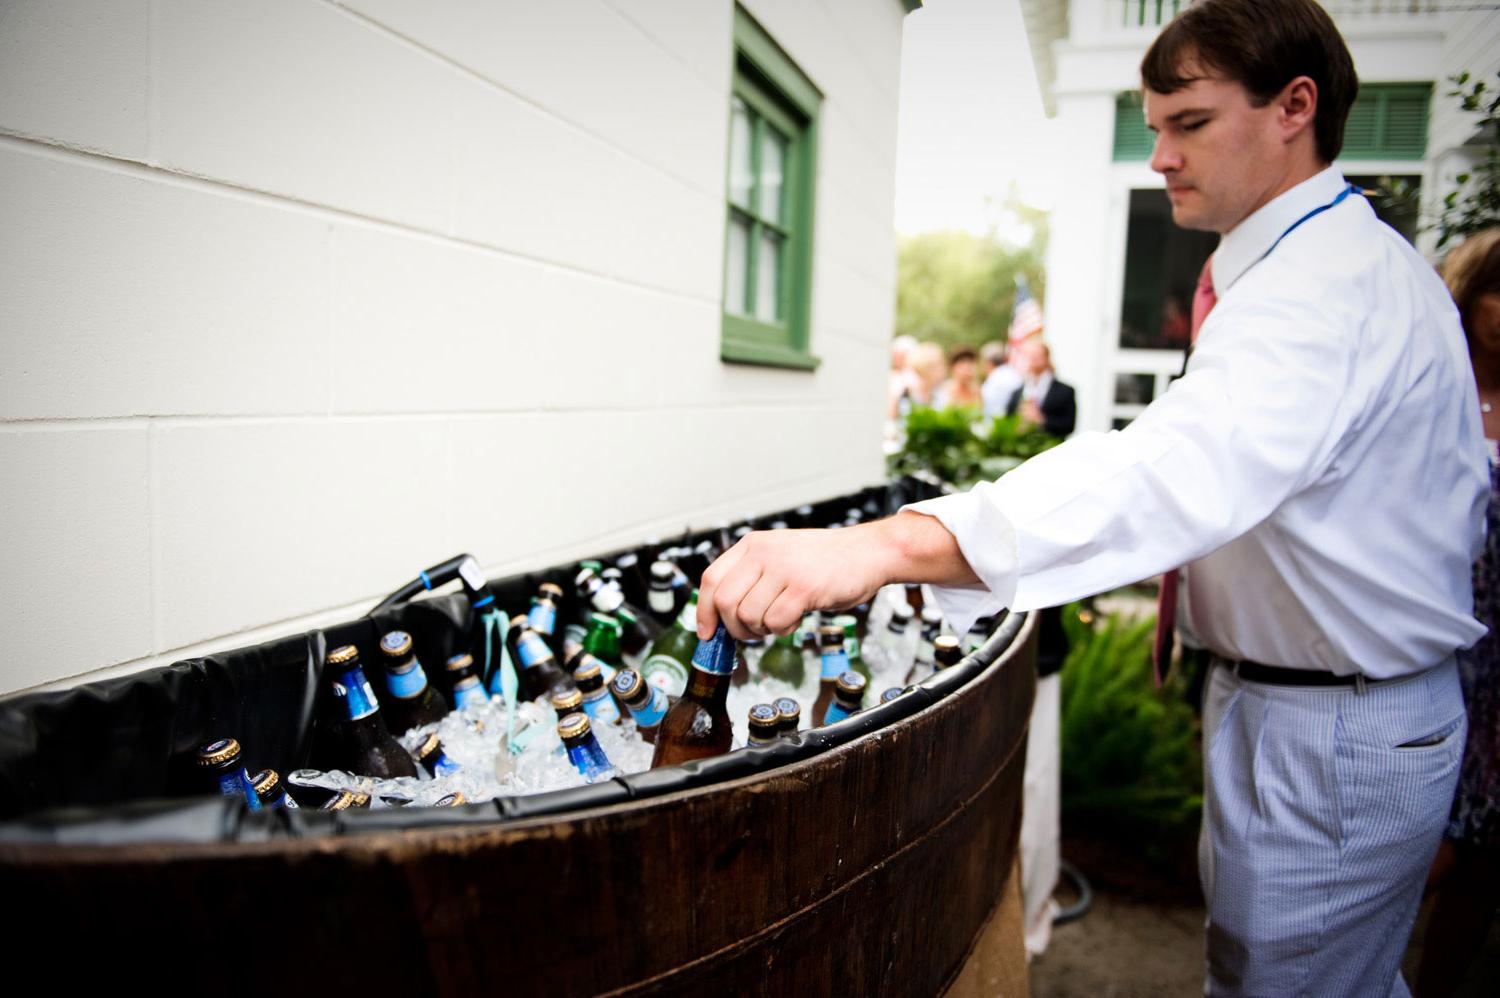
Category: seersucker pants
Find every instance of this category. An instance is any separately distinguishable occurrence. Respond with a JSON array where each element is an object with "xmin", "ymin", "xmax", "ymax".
[{"xmin": 1199, "ymin": 657, "xmax": 1466, "ymax": 997}]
